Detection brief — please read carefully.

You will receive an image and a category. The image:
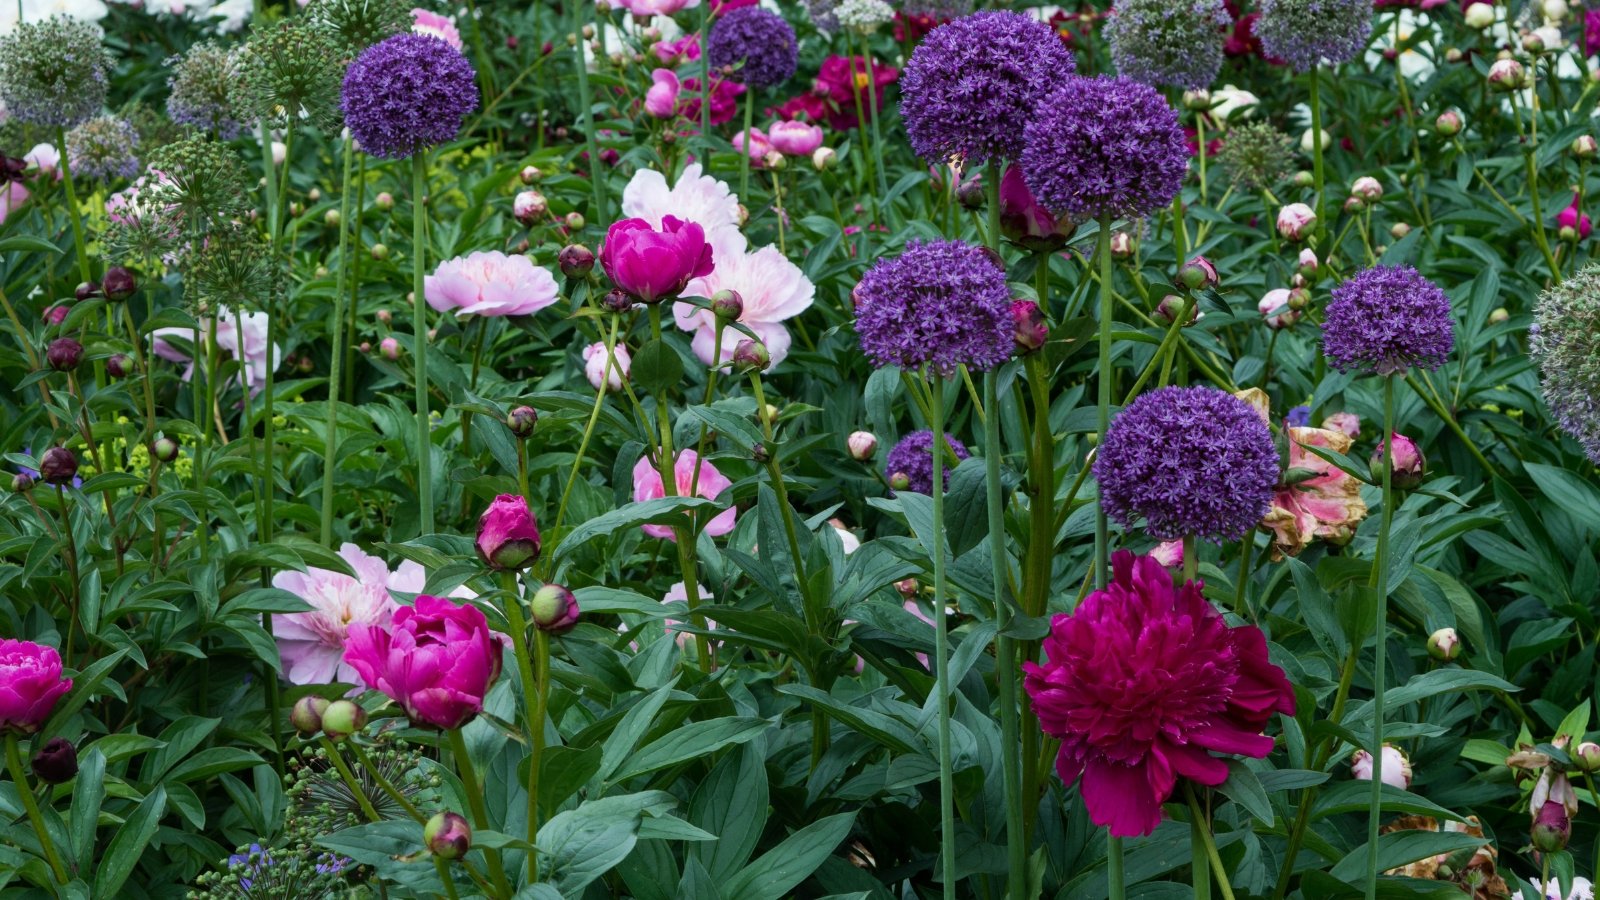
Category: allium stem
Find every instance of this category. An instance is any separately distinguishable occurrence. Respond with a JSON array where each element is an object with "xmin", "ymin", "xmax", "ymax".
[
  {"xmin": 55, "ymin": 127, "xmax": 92, "ymax": 286},
  {"xmin": 446, "ymin": 727, "xmax": 512, "ymax": 897},
  {"xmin": 1094, "ymin": 215, "xmax": 1125, "ymax": 900},
  {"xmin": 1364, "ymin": 375, "xmax": 1396, "ymax": 900},
  {"xmin": 498, "ymin": 571, "xmax": 543, "ymax": 882},
  {"xmin": 5, "ymin": 734, "xmax": 69, "ymax": 884},
  {"xmin": 545, "ymin": 314, "xmax": 620, "ymax": 568},
  {"xmin": 1308, "ymin": 69, "xmax": 1326, "ymax": 249},
  {"xmin": 346, "ymin": 742, "xmax": 424, "ymax": 822},
  {"xmin": 570, "ymin": 0, "xmax": 606, "ymax": 223},
  {"xmin": 699, "ymin": 4, "xmax": 711, "ymax": 161},
  {"xmin": 739, "ymin": 89, "xmax": 754, "ymax": 207},
  {"xmin": 412, "ymin": 152, "xmax": 434, "ymax": 536},
  {"xmin": 927, "ymin": 369, "xmax": 957, "ymax": 900},
  {"xmin": 321, "ymin": 135, "xmax": 355, "ymax": 548}
]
